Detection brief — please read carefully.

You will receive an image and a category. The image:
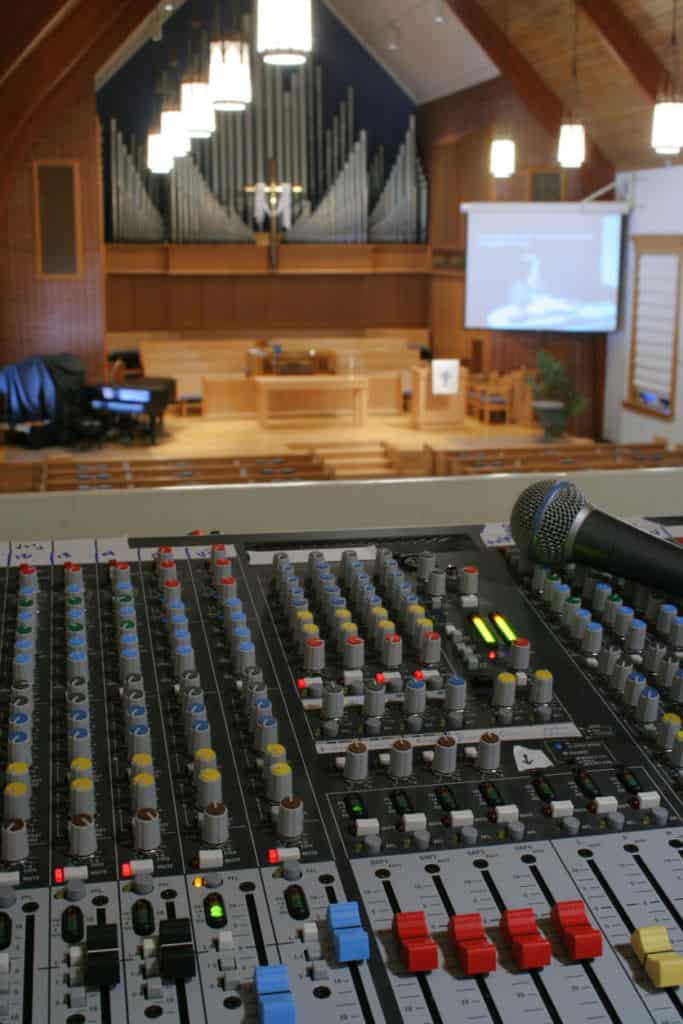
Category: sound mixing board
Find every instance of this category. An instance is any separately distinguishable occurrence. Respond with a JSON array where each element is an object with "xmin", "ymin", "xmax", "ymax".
[{"xmin": 2, "ymin": 520, "xmax": 683, "ymax": 1024}]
